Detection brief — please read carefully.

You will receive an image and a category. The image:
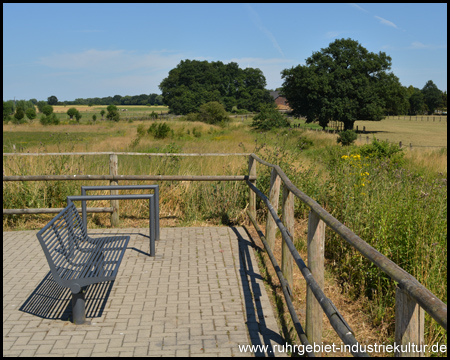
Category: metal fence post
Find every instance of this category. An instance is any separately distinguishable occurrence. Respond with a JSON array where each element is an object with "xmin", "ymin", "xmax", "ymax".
[
  {"xmin": 265, "ymin": 168, "xmax": 281, "ymax": 251},
  {"xmin": 109, "ymin": 154, "xmax": 119, "ymax": 227},
  {"xmin": 306, "ymin": 210, "xmax": 325, "ymax": 354},
  {"xmin": 281, "ymin": 185, "xmax": 294, "ymax": 295},
  {"xmin": 395, "ymin": 287, "xmax": 424, "ymax": 357},
  {"xmin": 248, "ymin": 155, "xmax": 257, "ymax": 220}
]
